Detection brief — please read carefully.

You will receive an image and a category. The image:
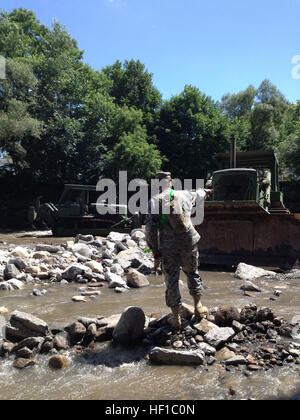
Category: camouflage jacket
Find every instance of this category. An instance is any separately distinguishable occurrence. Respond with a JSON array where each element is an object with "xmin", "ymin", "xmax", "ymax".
[{"xmin": 145, "ymin": 188, "xmax": 206, "ymax": 253}]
